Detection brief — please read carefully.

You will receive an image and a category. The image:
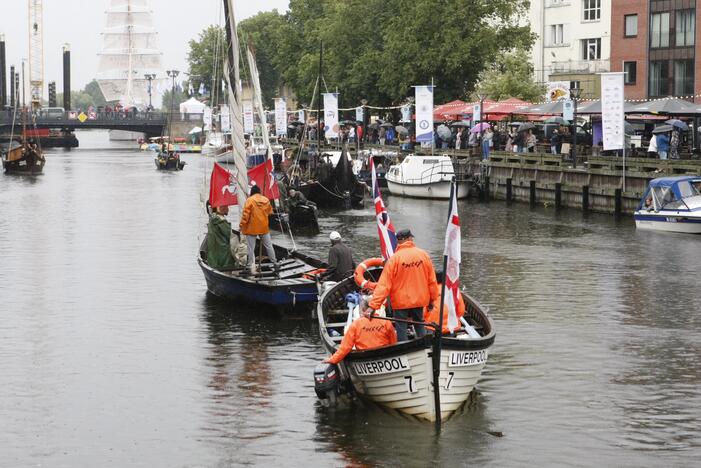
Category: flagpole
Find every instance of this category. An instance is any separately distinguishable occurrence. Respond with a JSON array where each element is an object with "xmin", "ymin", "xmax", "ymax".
[{"xmin": 433, "ymin": 177, "xmax": 454, "ymax": 432}]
